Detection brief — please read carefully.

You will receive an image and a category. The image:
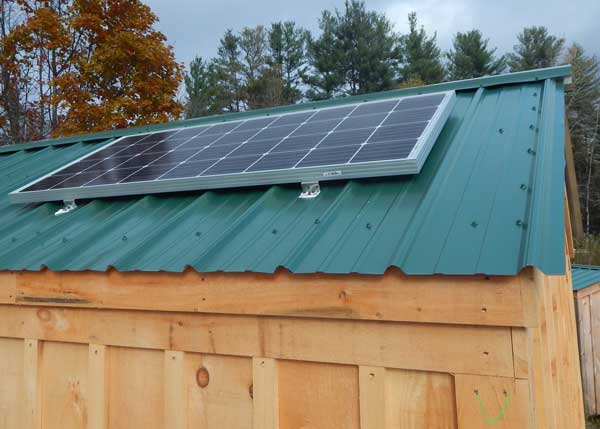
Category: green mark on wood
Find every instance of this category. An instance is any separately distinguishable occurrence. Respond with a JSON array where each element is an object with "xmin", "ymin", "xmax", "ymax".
[{"xmin": 475, "ymin": 390, "xmax": 511, "ymax": 425}]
